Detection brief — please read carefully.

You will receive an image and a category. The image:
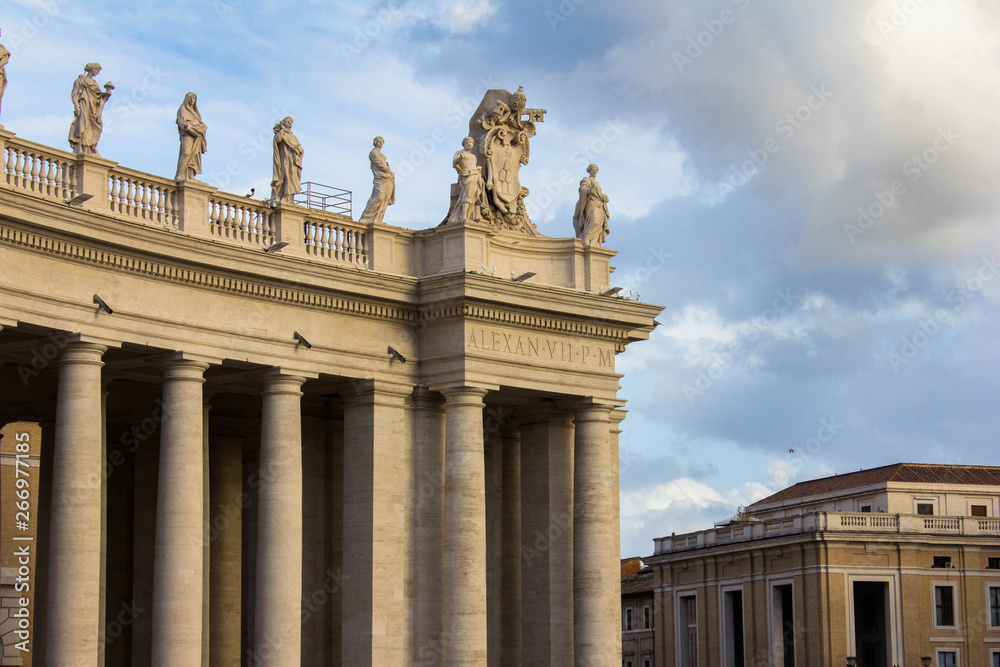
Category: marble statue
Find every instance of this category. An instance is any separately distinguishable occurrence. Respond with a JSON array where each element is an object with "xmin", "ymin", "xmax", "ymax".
[
  {"xmin": 466, "ymin": 85, "xmax": 546, "ymax": 235},
  {"xmin": 68, "ymin": 63, "xmax": 114, "ymax": 155},
  {"xmin": 174, "ymin": 93, "xmax": 207, "ymax": 181},
  {"xmin": 0, "ymin": 31, "xmax": 9, "ymax": 120},
  {"xmin": 446, "ymin": 137, "xmax": 490, "ymax": 225},
  {"xmin": 271, "ymin": 116, "xmax": 303, "ymax": 204},
  {"xmin": 572, "ymin": 164, "xmax": 610, "ymax": 247},
  {"xmin": 358, "ymin": 136, "xmax": 395, "ymax": 224}
]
